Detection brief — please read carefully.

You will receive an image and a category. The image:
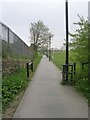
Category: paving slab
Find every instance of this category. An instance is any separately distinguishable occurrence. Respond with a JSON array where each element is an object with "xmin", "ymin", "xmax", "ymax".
[{"xmin": 13, "ymin": 56, "xmax": 88, "ymax": 118}]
